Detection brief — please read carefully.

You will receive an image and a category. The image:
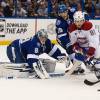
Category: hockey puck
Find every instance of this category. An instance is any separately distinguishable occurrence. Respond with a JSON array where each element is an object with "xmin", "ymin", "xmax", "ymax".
[
  {"xmin": 65, "ymin": 70, "xmax": 69, "ymax": 73},
  {"xmin": 7, "ymin": 76, "xmax": 13, "ymax": 79}
]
